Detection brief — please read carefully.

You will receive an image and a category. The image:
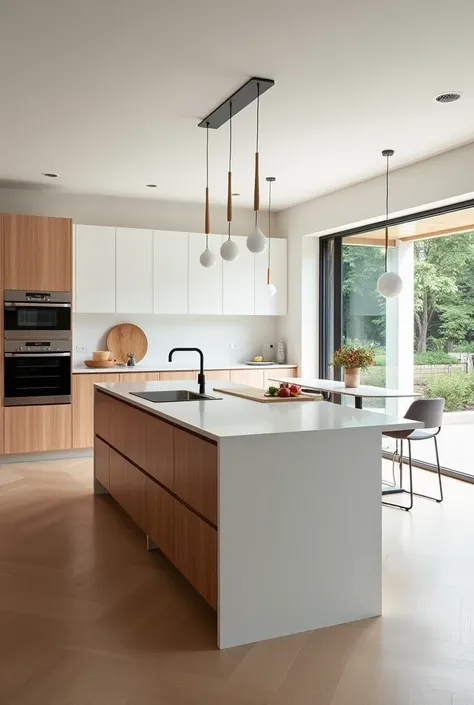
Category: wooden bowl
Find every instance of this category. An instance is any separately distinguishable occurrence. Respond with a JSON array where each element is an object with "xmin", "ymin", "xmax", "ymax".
[
  {"xmin": 92, "ymin": 351, "xmax": 112, "ymax": 362},
  {"xmin": 84, "ymin": 359, "xmax": 117, "ymax": 369}
]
